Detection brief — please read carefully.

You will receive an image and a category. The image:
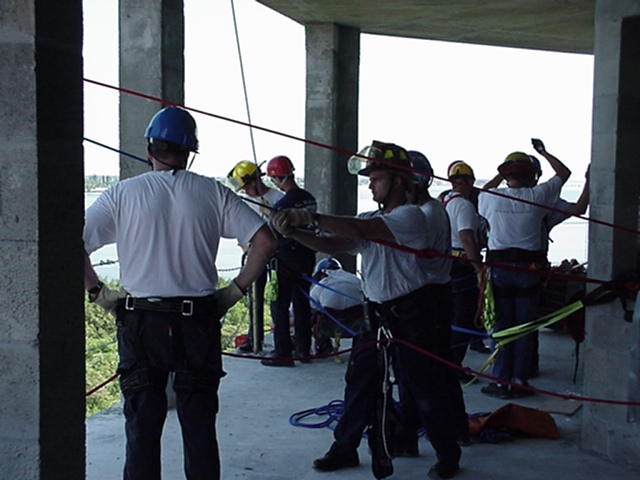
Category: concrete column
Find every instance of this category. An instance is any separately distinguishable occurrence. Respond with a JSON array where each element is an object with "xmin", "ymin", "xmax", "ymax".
[
  {"xmin": 583, "ymin": 1, "xmax": 640, "ymax": 465},
  {"xmin": 119, "ymin": 0, "xmax": 185, "ymax": 179},
  {"xmin": 304, "ymin": 24, "xmax": 360, "ymax": 271},
  {"xmin": 0, "ymin": 1, "xmax": 85, "ymax": 478}
]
